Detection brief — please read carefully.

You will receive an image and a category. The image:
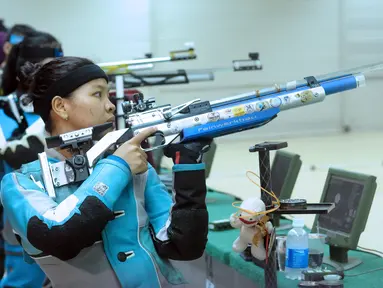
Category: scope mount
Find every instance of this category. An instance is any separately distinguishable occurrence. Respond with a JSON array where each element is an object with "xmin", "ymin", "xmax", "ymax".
[
  {"xmin": 121, "ymin": 92, "xmax": 157, "ymax": 115},
  {"xmin": 233, "ymin": 52, "xmax": 262, "ymax": 71},
  {"xmin": 122, "ymin": 93, "xmax": 202, "ymax": 122}
]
